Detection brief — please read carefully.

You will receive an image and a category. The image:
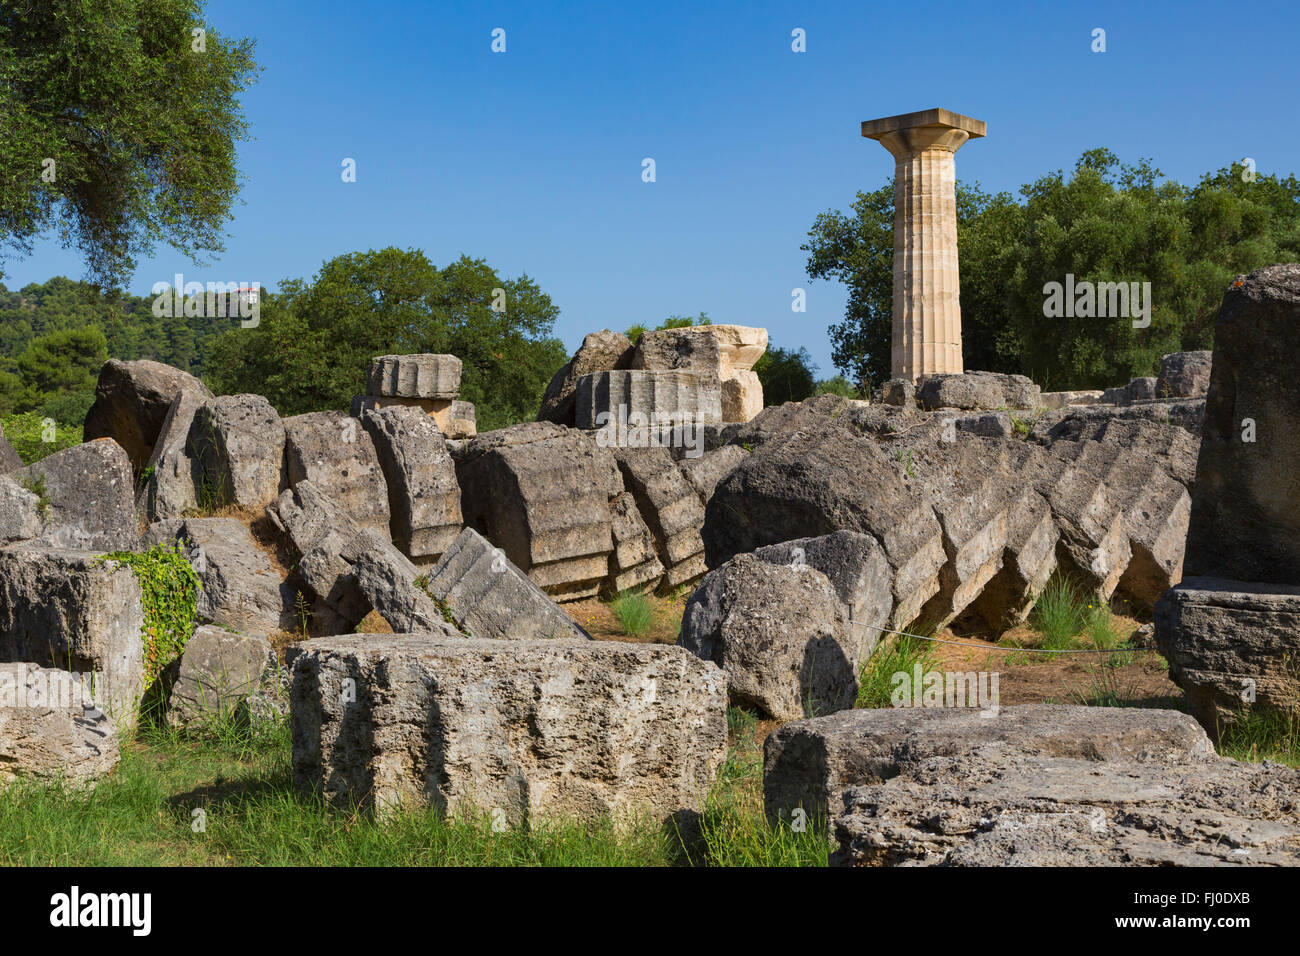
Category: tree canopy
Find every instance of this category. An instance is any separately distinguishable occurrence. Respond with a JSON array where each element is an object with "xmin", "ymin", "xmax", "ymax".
[
  {"xmin": 205, "ymin": 248, "xmax": 569, "ymax": 431},
  {"xmin": 0, "ymin": 0, "xmax": 259, "ymax": 287},
  {"xmin": 805, "ymin": 150, "xmax": 1300, "ymax": 391}
]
